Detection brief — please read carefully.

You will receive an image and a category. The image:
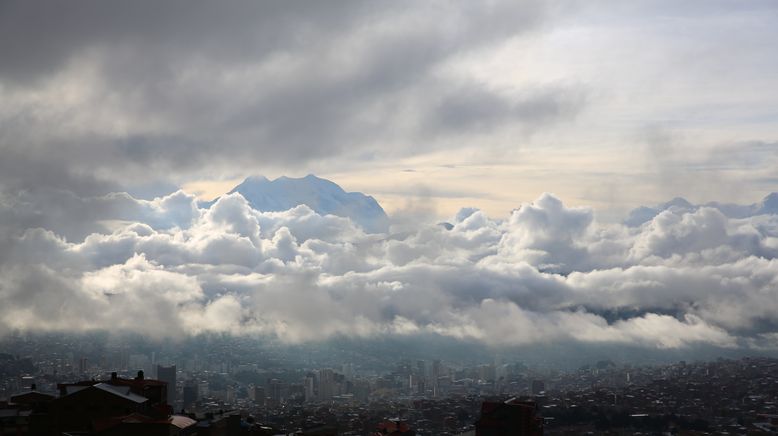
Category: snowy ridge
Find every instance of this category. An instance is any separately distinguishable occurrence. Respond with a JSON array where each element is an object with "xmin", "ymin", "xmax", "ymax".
[{"xmin": 226, "ymin": 175, "xmax": 389, "ymax": 233}]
